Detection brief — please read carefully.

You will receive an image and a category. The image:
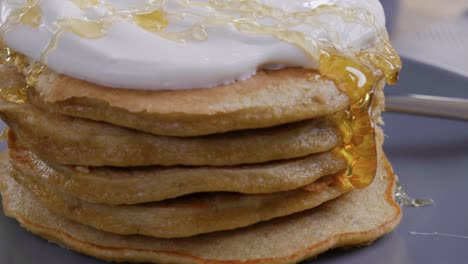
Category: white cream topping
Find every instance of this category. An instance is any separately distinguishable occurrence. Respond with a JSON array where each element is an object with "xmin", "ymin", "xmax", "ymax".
[{"xmin": 0, "ymin": 0, "xmax": 387, "ymax": 90}]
